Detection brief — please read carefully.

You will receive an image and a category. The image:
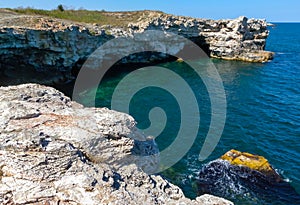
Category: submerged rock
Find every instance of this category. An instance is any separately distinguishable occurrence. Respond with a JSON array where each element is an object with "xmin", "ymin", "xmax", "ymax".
[
  {"xmin": 198, "ymin": 150, "xmax": 300, "ymax": 204},
  {"xmin": 0, "ymin": 83, "xmax": 233, "ymax": 205}
]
